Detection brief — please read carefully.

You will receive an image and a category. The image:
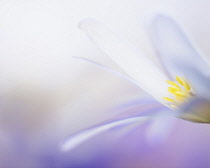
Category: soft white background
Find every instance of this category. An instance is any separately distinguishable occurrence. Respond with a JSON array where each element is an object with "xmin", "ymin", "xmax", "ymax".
[{"xmin": 0, "ymin": 0, "xmax": 210, "ymax": 138}]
